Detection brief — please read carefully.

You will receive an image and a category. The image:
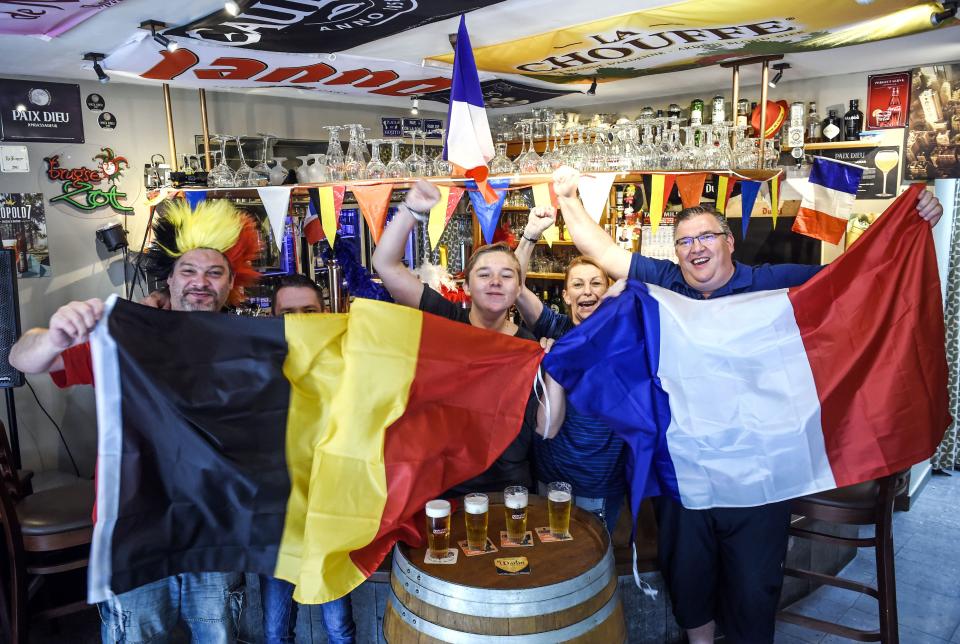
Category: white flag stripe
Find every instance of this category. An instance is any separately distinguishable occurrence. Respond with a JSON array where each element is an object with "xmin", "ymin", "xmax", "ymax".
[
  {"xmin": 801, "ymin": 182, "xmax": 858, "ymax": 220},
  {"xmin": 447, "ymin": 101, "xmax": 494, "ymax": 169},
  {"xmin": 647, "ymin": 284, "xmax": 835, "ymax": 509}
]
